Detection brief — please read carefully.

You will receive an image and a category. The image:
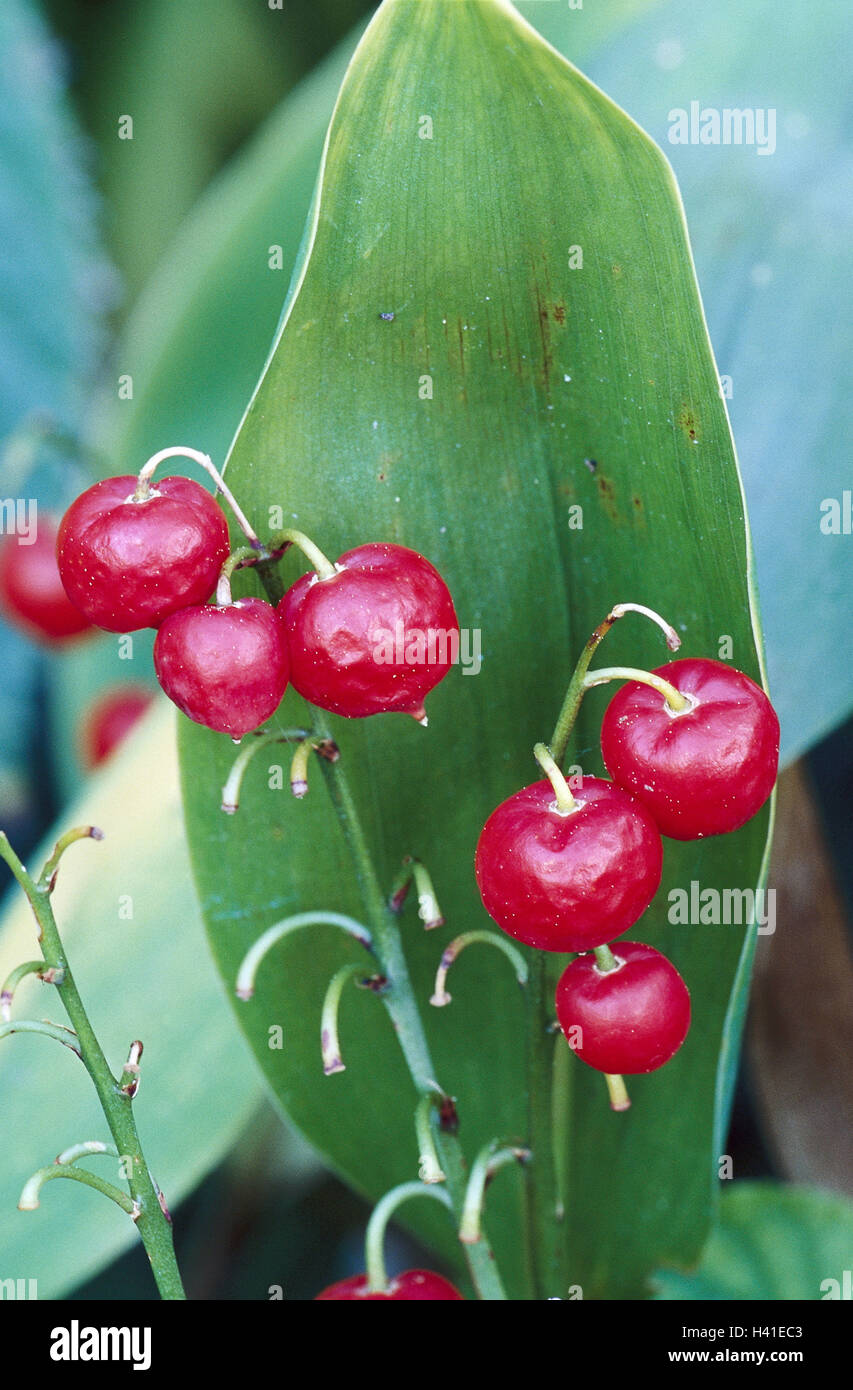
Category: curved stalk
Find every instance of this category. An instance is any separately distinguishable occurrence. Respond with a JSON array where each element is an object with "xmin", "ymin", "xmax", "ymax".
[
  {"xmin": 308, "ymin": 707, "xmax": 508, "ymax": 1300},
  {"xmin": 459, "ymin": 1142, "xmax": 530, "ymax": 1245},
  {"xmin": 0, "ymin": 830, "xmax": 185, "ymax": 1299},
  {"xmin": 19, "ymin": 1164, "xmax": 137, "ymax": 1216},
  {"xmin": 235, "ymin": 911, "xmax": 374, "ymax": 1001},
  {"xmin": 365, "ymin": 1181, "xmax": 453, "ymax": 1293},
  {"xmin": 134, "ymin": 446, "xmax": 260, "ymax": 546}
]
